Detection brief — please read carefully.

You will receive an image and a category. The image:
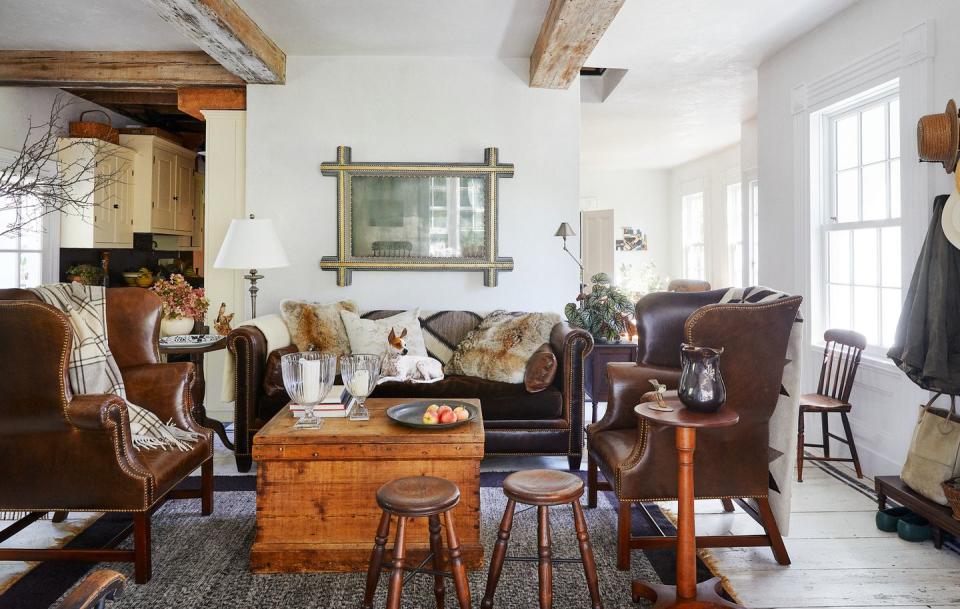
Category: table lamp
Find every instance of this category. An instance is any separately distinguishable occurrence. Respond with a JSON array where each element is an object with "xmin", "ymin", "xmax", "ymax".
[{"xmin": 214, "ymin": 213, "xmax": 289, "ymax": 319}]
